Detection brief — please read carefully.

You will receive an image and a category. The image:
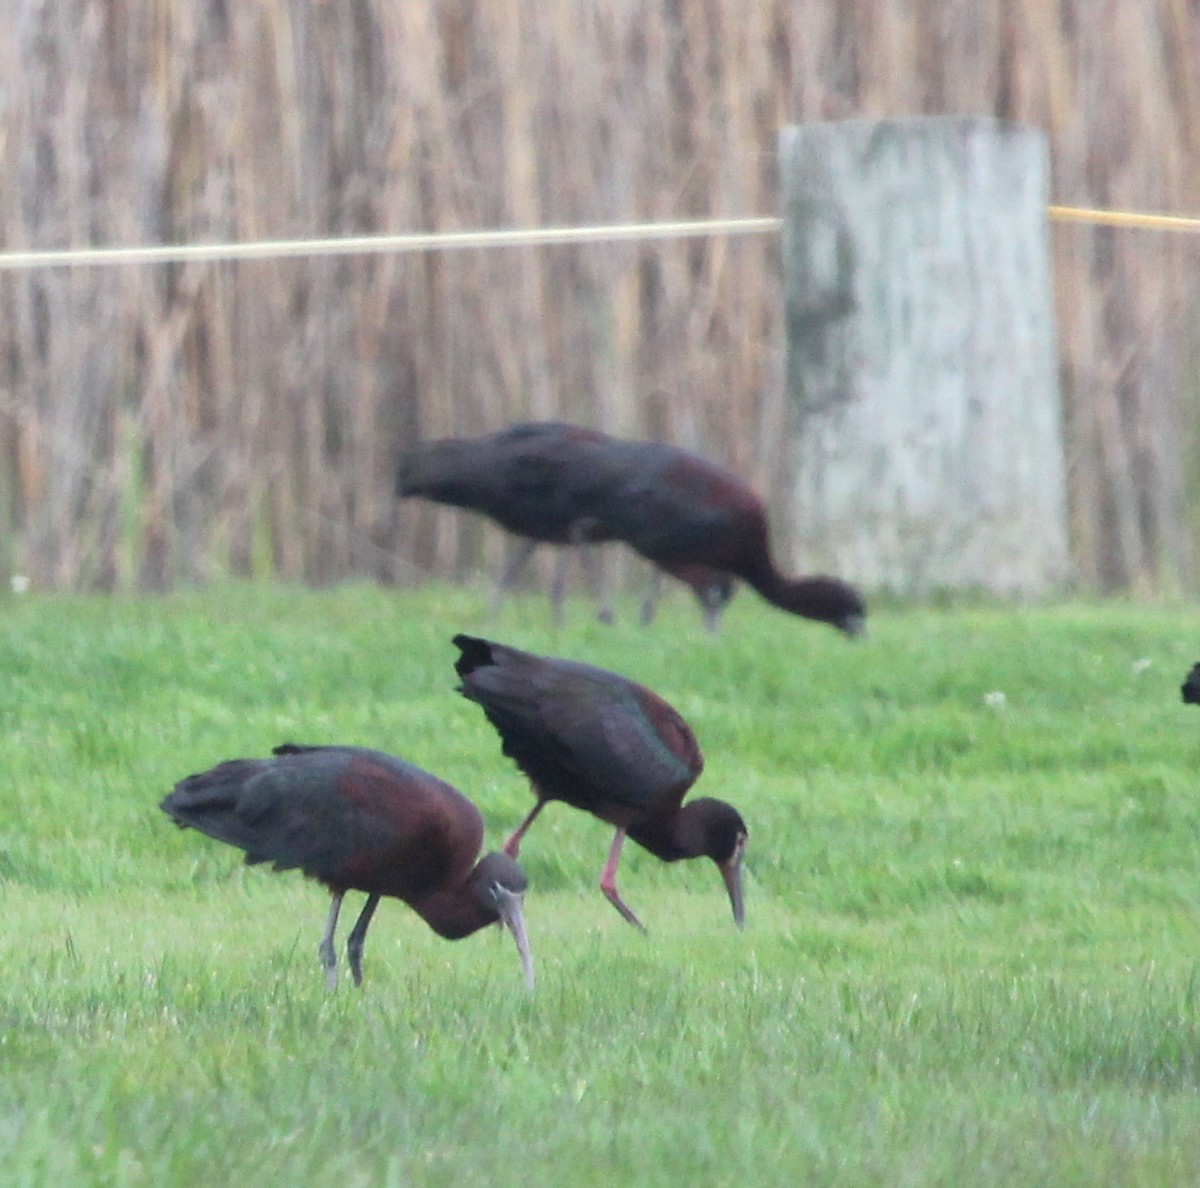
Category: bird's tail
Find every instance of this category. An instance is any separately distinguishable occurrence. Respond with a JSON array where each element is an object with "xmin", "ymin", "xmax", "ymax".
[
  {"xmin": 394, "ymin": 444, "xmax": 429, "ymax": 495},
  {"xmin": 451, "ymin": 633, "xmax": 497, "ymax": 678},
  {"xmin": 160, "ymin": 759, "xmax": 274, "ymax": 860},
  {"xmin": 1182, "ymin": 663, "xmax": 1200, "ymax": 705},
  {"xmin": 395, "ymin": 438, "xmax": 482, "ymax": 497},
  {"xmin": 451, "ymin": 635, "xmax": 547, "ymax": 736}
]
